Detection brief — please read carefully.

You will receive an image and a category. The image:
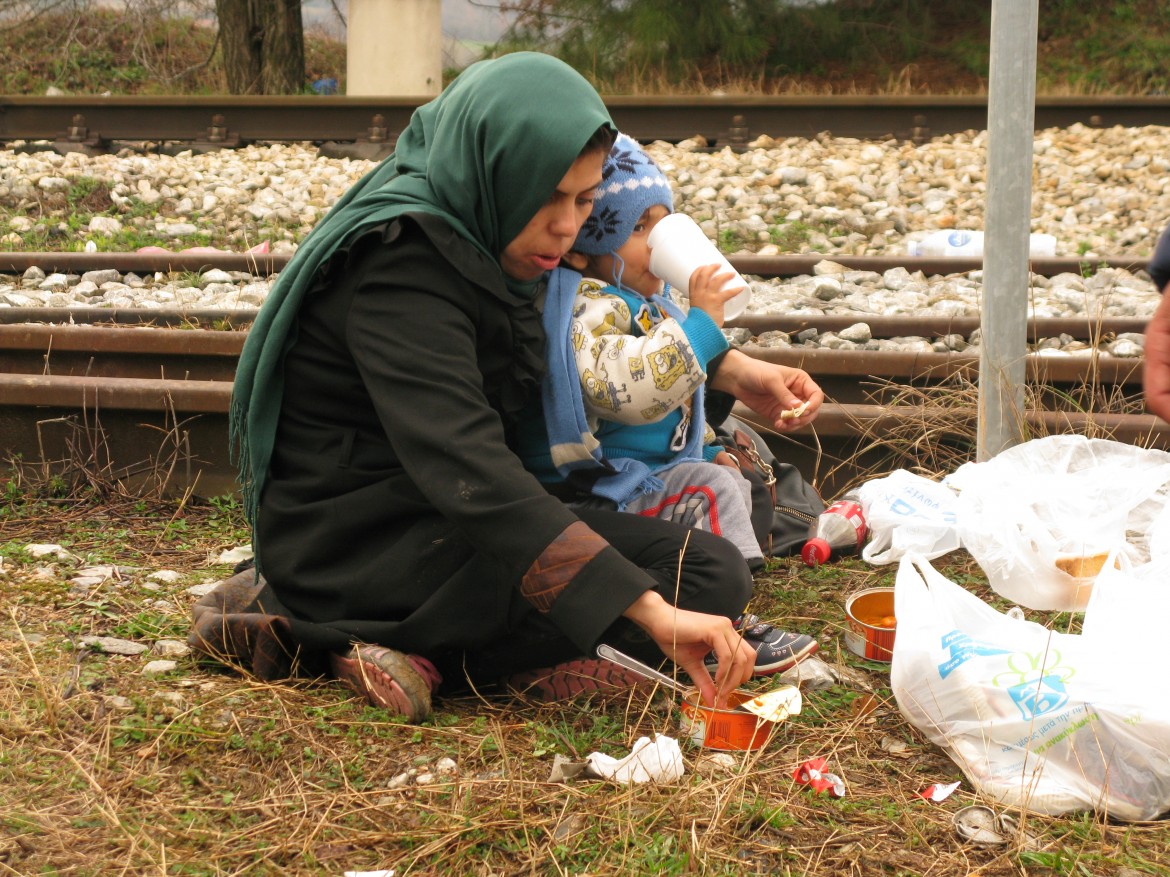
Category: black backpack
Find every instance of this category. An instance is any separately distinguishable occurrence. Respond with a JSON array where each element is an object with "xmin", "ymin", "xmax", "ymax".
[{"xmin": 713, "ymin": 416, "xmax": 826, "ymax": 557}]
